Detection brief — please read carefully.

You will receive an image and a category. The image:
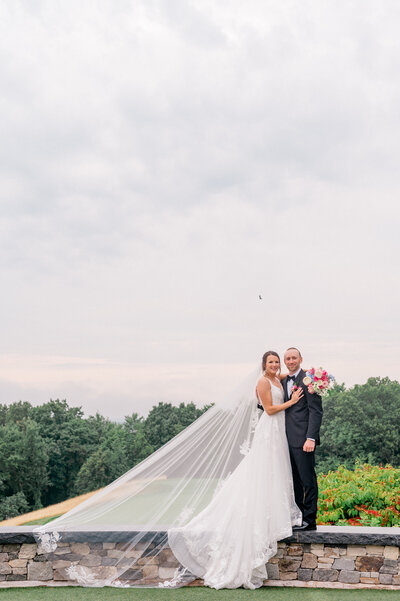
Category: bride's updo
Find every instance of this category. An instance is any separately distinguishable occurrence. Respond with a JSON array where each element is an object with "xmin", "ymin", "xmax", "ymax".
[{"xmin": 262, "ymin": 350, "xmax": 281, "ymax": 373}]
